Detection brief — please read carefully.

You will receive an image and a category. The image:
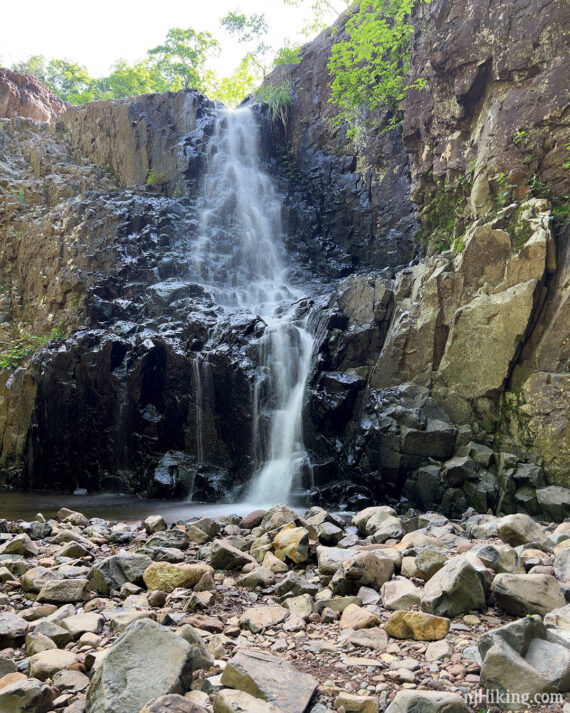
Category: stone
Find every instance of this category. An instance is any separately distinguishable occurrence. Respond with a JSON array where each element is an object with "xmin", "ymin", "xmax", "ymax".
[
  {"xmin": 346, "ymin": 627, "xmax": 388, "ymax": 650},
  {"xmin": 554, "ymin": 548, "xmax": 570, "ymax": 581},
  {"xmin": 26, "ymin": 630, "xmax": 58, "ymax": 656},
  {"xmin": 177, "ymin": 625, "xmax": 215, "ymax": 671},
  {"xmin": 414, "ymin": 549, "xmax": 447, "ymax": 581},
  {"xmin": 545, "ymin": 603, "xmax": 570, "ymax": 630},
  {"xmin": 144, "ymin": 515, "xmax": 168, "ymax": 534},
  {"xmin": 425, "ymin": 640, "xmax": 452, "ymax": 661},
  {"xmin": 85, "ymin": 619, "xmax": 193, "ymax": 713},
  {"xmin": 61, "ymin": 612, "xmax": 105, "ymax": 639},
  {"xmin": 239, "ymin": 606, "xmax": 289, "ymax": 633},
  {"xmin": 315, "ymin": 596, "xmax": 362, "ymax": 614},
  {"xmin": 88, "ymin": 553, "xmax": 153, "ymax": 594},
  {"xmin": 275, "ymin": 572, "xmax": 318, "ymax": 599},
  {"xmin": 384, "ymin": 691, "xmax": 469, "ymax": 713},
  {"xmin": 240, "ymin": 510, "xmax": 267, "ymax": 530},
  {"xmin": 370, "ymin": 516, "xmax": 405, "ymax": 544},
  {"xmin": 262, "ymin": 551, "xmax": 289, "ymax": 573},
  {"xmin": 334, "ymin": 693, "xmax": 378, "ymax": 713},
  {"xmin": 143, "ymin": 562, "xmax": 214, "ymax": 592},
  {"xmin": 52, "ymin": 669, "xmax": 90, "ymax": 692},
  {"xmin": 421, "ymin": 557, "xmax": 486, "ymax": 617},
  {"xmin": 236, "ymin": 567, "xmax": 276, "ymax": 588},
  {"xmin": 21, "ymin": 566, "xmax": 63, "ymax": 593},
  {"xmin": 385, "ymin": 611, "xmax": 450, "ymax": 641},
  {"xmin": 474, "ymin": 544, "xmax": 523, "ymax": 574},
  {"xmin": 316, "ymin": 546, "xmax": 355, "ymax": 575},
  {"xmin": 272, "ymin": 526, "xmax": 310, "ymax": 564},
  {"xmin": 491, "ymin": 573, "xmax": 566, "ymax": 616},
  {"xmin": 282, "ymin": 594, "xmax": 315, "ymax": 620},
  {"xmin": 221, "ymin": 649, "xmax": 318, "ymax": 713},
  {"xmin": 339, "ymin": 604, "xmax": 379, "ymax": 630},
  {"xmin": 0, "ymin": 613, "xmax": 28, "ymax": 647},
  {"xmin": 330, "ymin": 551, "xmax": 394, "ymax": 595},
  {"xmin": 29, "ymin": 649, "xmax": 78, "ymax": 681},
  {"xmin": 108, "ymin": 610, "xmax": 156, "ymax": 633},
  {"xmin": 317, "ymin": 522, "xmax": 344, "ymax": 545},
  {"xmin": 537, "ymin": 486, "xmax": 570, "ymax": 522},
  {"xmin": 33, "ymin": 620, "xmax": 73, "ymax": 647},
  {"xmin": 37, "ymin": 578, "xmax": 90, "ymax": 603},
  {"xmin": 213, "ymin": 689, "xmax": 284, "ymax": 713},
  {"xmin": 210, "ymin": 540, "xmax": 256, "ymax": 570},
  {"xmin": 141, "ymin": 694, "xmax": 207, "ymax": 713},
  {"xmin": 260, "ymin": 506, "xmax": 301, "ymax": 533},
  {"xmin": 146, "ymin": 530, "xmax": 190, "ymax": 550},
  {"xmin": 0, "ymin": 676, "xmax": 53, "ymax": 713},
  {"xmin": 496, "ymin": 514, "xmax": 547, "ymax": 546},
  {"xmin": 0, "ymin": 533, "xmax": 38, "ymax": 557},
  {"xmin": 381, "ymin": 578, "xmax": 422, "ymax": 610},
  {"xmin": 353, "ymin": 506, "xmax": 397, "ymax": 536}
]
